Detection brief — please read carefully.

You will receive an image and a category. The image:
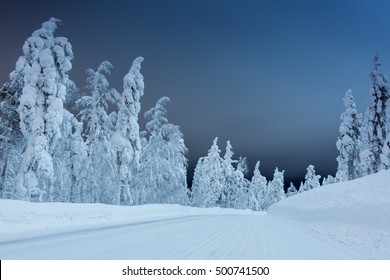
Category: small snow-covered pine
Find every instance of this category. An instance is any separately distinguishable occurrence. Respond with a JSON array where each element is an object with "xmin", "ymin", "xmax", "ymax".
[
  {"xmin": 266, "ymin": 168, "xmax": 285, "ymax": 208},
  {"xmin": 248, "ymin": 161, "xmax": 268, "ymax": 211},
  {"xmin": 219, "ymin": 141, "xmax": 238, "ymax": 208},
  {"xmin": 286, "ymin": 182, "xmax": 297, "ymax": 197},
  {"xmin": 300, "ymin": 165, "xmax": 321, "ymax": 192},
  {"xmin": 191, "ymin": 137, "xmax": 223, "ymax": 208},
  {"xmin": 298, "ymin": 182, "xmax": 304, "ymax": 192}
]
